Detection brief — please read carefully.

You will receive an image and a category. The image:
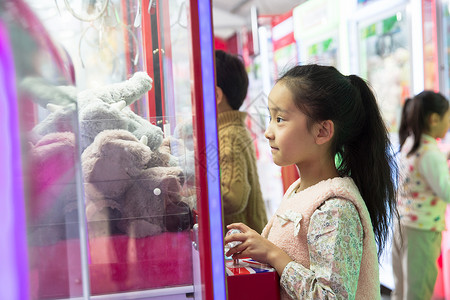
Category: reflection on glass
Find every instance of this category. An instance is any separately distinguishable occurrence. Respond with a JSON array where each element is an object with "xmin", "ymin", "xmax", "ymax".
[
  {"xmin": 305, "ymin": 35, "xmax": 338, "ymax": 67},
  {"xmin": 6, "ymin": 0, "xmax": 198, "ymax": 298},
  {"xmin": 3, "ymin": 0, "xmax": 83, "ymax": 297},
  {"xmin": 422, "ymin": 0, "xmax": 439, "ymax": 91},
  {"xmin": 441, "ymin": 1, "xmax": 450, "ymax": 97},
  {"xmin": 359, "ymin": 11, "xmax": 411, "ymax": 132}
]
